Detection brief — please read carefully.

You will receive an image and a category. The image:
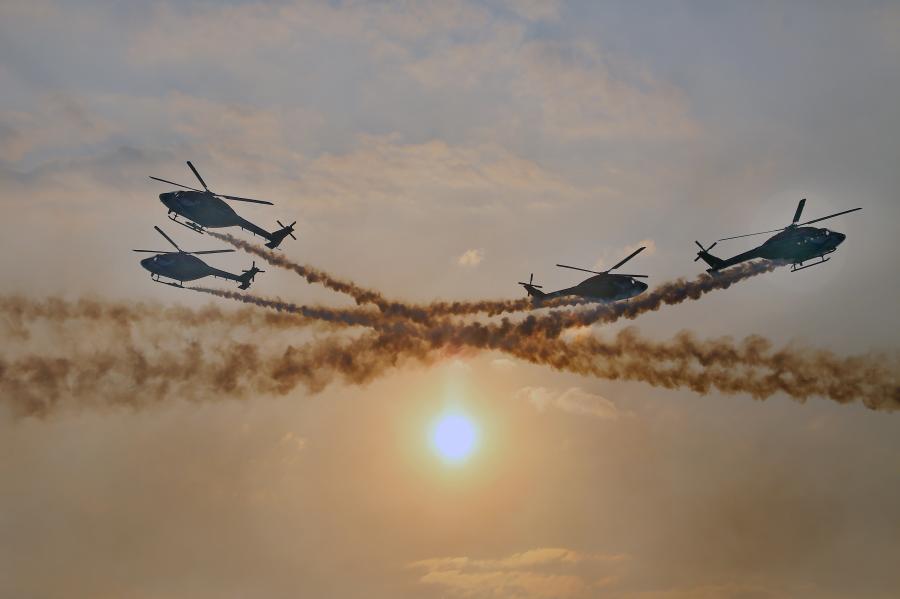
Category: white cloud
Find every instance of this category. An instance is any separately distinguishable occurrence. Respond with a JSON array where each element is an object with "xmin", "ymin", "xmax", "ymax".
[
  {"xmin": 515, "ymin": 387, "xmax": 620, "ymax": 420},
  {"xmin": 457, "ymin": 248, "xmax": 484, "ymax": 267}
]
